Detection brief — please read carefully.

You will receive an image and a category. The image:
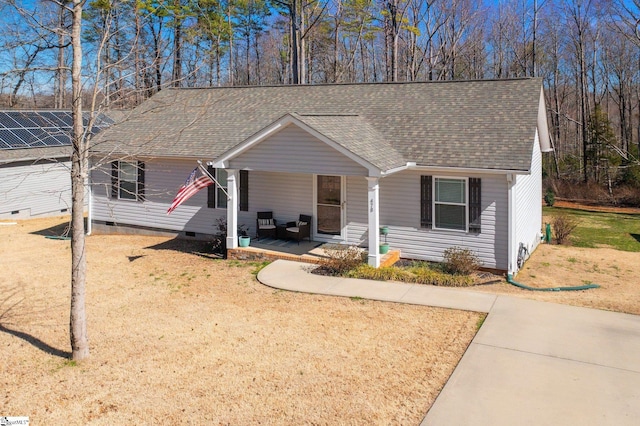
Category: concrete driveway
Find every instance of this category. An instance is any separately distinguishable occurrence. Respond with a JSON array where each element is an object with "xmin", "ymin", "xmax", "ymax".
[{"xmin": 258, "ymin": 260, "xmax": 640, "ymax": 425}]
